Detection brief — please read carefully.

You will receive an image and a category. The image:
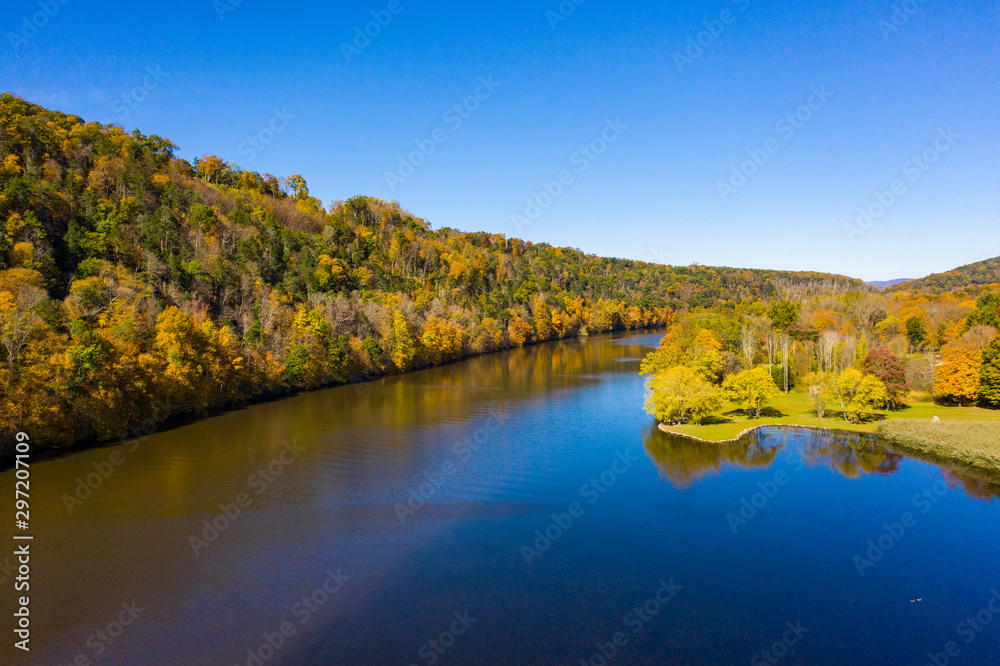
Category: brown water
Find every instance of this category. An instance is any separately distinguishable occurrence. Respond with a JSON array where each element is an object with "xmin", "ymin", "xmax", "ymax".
[{"xmin": 1, "ymin": 331, "xmax": 998, "ymax": 665}]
